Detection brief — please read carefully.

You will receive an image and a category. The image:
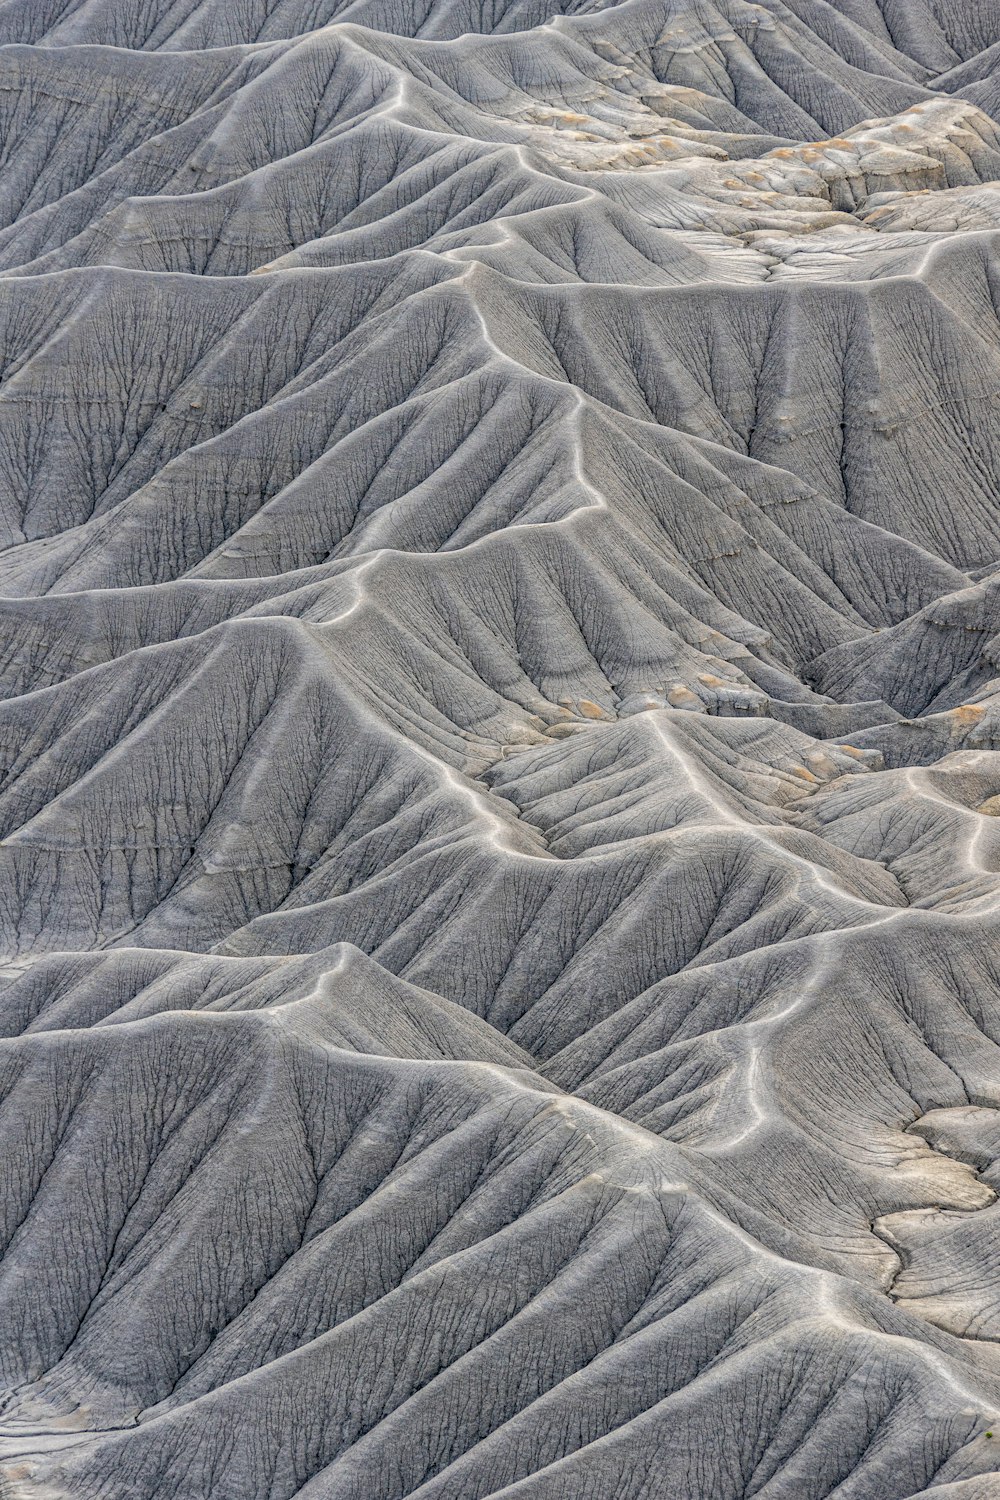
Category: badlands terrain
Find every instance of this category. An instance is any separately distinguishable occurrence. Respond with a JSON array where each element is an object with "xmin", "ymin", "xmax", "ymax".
[{"xmin": 2, "ymin": 0, "xmax": 1000, "ymax": 1495}]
